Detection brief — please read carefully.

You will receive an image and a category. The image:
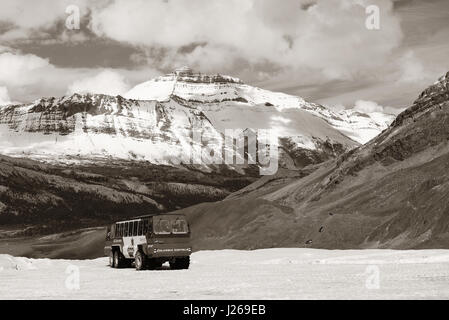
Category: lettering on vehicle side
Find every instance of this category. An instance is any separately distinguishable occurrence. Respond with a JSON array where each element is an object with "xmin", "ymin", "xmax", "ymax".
[{"xmin": 156, "ymin": 248, "xmax": 190, "ymax": 252}]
